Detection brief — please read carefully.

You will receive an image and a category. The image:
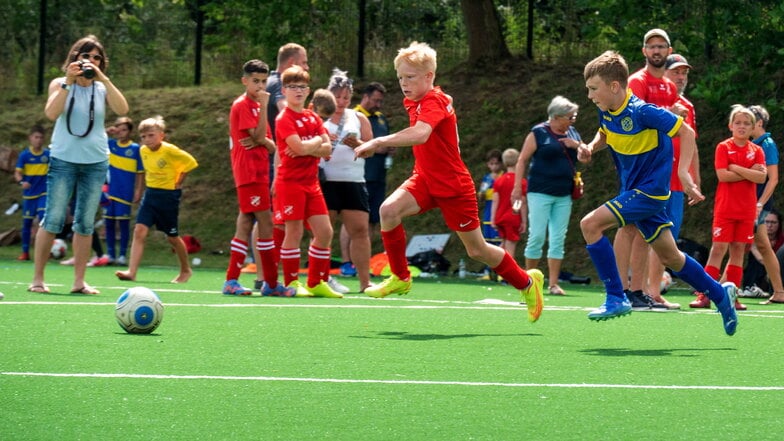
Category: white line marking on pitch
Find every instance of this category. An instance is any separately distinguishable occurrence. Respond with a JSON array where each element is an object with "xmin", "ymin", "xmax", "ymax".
[{"xmin": 2, "ymin": 371, "xmax": 783, "ymax": 391}]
